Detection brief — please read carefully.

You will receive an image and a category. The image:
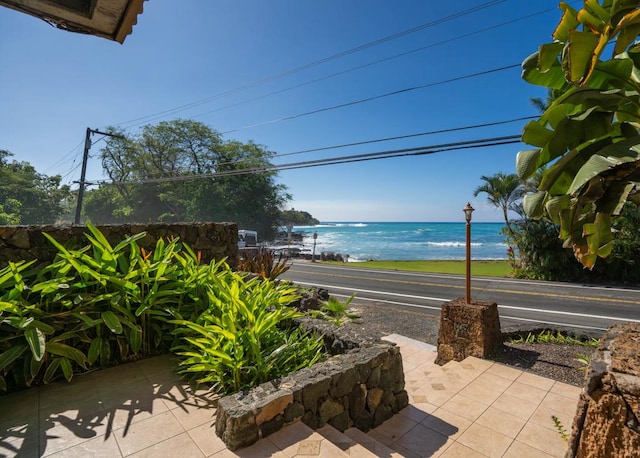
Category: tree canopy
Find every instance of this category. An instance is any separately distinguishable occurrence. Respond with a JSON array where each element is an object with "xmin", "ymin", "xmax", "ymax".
[
  {"xmin": 0, "ymin": 150, "xmax": 71, "ymax": 225},
  {"xmin": 517, "ymin": 2, "xmax": 640, "ymax": 268},
  {"xmin": 83, "ymin": 120, "xmax": 291, "ymax": 239},
  {"xmin": 280, "ymin": 209, "xmax": 320, "ymax": 226},
  {"xmin": 473, "ymin": 173, "xmax": 523, "ymax": 235}
]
